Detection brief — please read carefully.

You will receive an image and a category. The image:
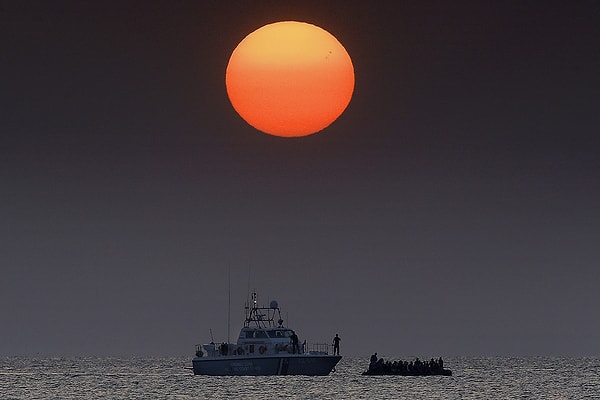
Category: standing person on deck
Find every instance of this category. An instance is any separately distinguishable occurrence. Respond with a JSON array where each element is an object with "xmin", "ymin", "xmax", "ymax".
[
  {"xmin": 332, "ymin": 334, "xmax": 341, "ymax": 355},
  {"xmin": 290, "ymin": 331, "xmax": 300, "ymax": 354}
]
